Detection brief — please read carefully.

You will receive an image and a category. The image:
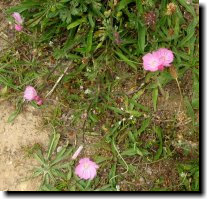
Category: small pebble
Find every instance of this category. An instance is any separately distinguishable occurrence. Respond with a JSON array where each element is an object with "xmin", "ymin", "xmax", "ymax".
[{"xmin": 57, "ymin": 146, "xmax": 62, "ymax": 153}]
